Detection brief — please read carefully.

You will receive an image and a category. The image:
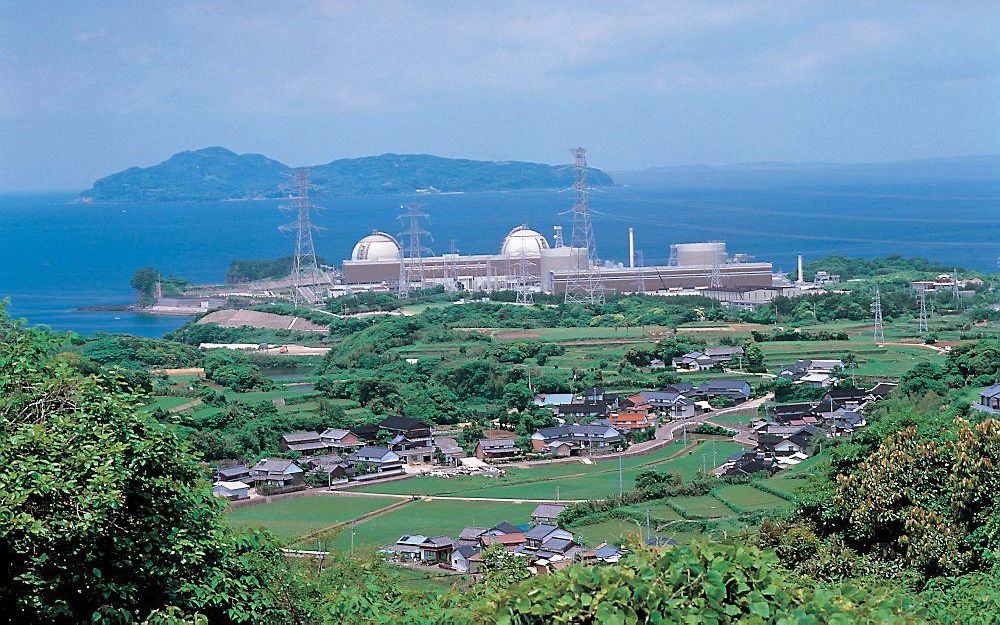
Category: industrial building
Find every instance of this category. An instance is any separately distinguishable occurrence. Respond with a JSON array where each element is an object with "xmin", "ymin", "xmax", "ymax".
[{"xmin": 340, "ymin": 225, "xmax": 778, "ymax": 299}]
